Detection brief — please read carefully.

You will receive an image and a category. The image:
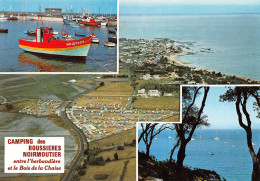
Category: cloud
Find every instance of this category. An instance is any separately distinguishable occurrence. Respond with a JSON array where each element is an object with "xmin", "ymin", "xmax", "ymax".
[{"xmin": 120, "ymin": 0, "xmax": 260, "ymax": 5}]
